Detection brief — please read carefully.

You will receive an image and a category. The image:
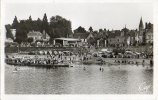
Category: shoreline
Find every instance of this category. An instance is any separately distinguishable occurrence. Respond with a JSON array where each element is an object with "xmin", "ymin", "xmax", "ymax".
[{"xmin": 5, "ymin": 53, "xmax": 153, "ymax": 67}]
